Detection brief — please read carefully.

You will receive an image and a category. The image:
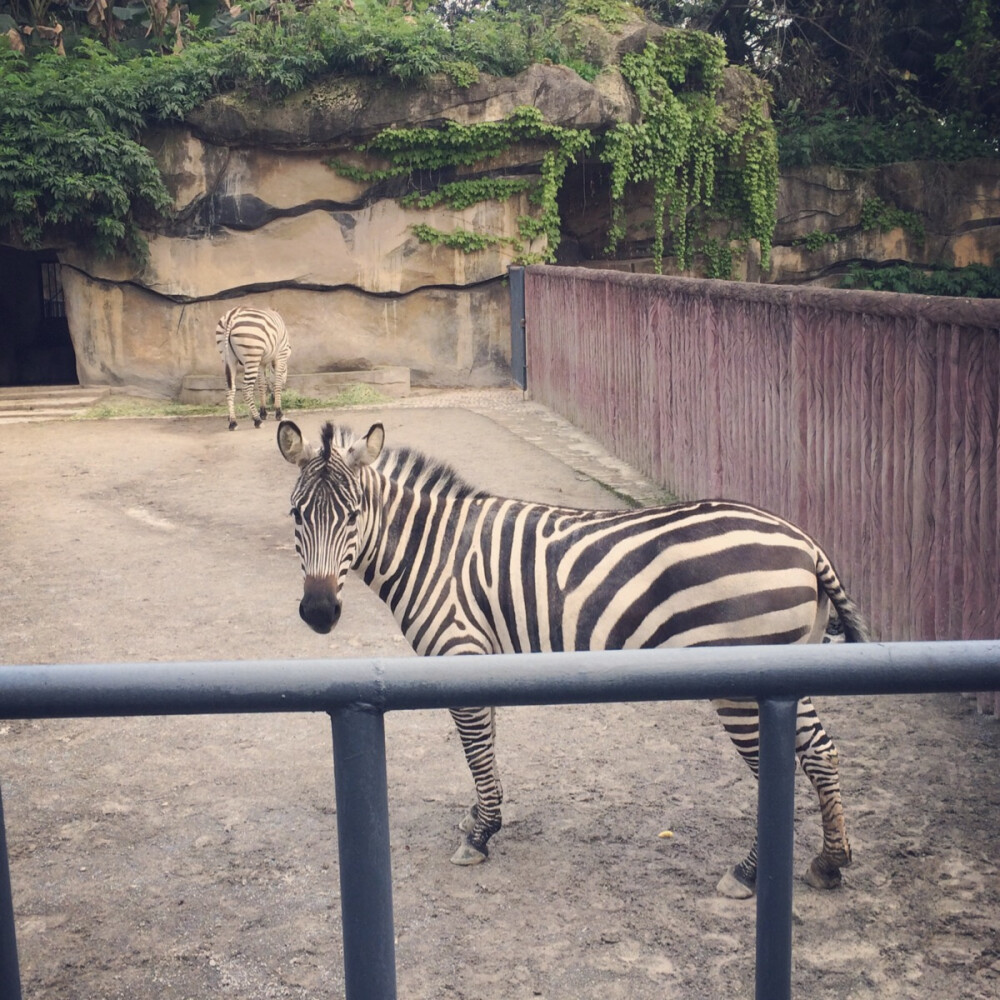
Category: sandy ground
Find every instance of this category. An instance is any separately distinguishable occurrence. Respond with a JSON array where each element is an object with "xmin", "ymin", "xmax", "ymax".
[{"xmin": 0, "ymin": 388, "xmax": 998, "ymax": 1000}]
